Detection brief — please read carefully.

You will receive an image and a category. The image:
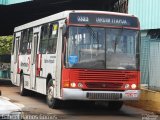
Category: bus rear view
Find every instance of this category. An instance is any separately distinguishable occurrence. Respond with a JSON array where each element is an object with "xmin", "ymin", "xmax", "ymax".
[{"xmin": 60, "ymin": 11, "xmax": 140, "ymax": 110}]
